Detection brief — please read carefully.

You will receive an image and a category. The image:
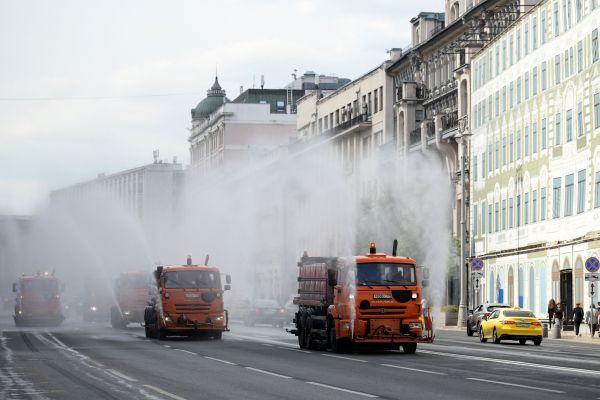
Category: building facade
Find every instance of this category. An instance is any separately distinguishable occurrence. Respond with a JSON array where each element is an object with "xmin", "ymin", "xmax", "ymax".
[{"xmin": 470, "ymin": 0, "xmax": 600, "ymax": 317}]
